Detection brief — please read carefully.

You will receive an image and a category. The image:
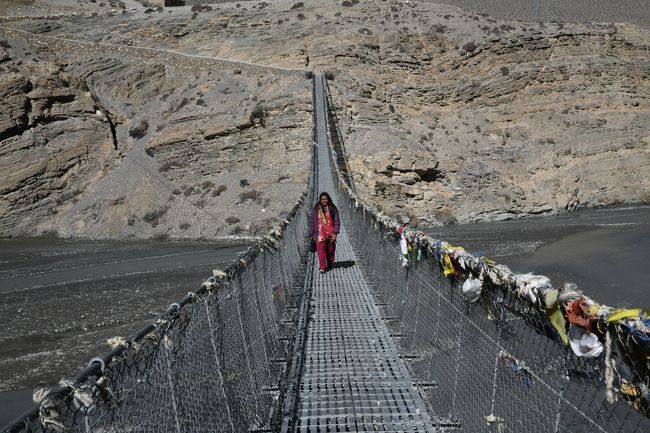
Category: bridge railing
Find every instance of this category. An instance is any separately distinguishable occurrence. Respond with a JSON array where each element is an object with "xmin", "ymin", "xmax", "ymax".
[
  {"xmin": 322, "ymin": 78, "xmax": 649, "ymax": 433},
  {"xmin": 3, "ymin": 186, "xmax": 311, "ymax": 433}
]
